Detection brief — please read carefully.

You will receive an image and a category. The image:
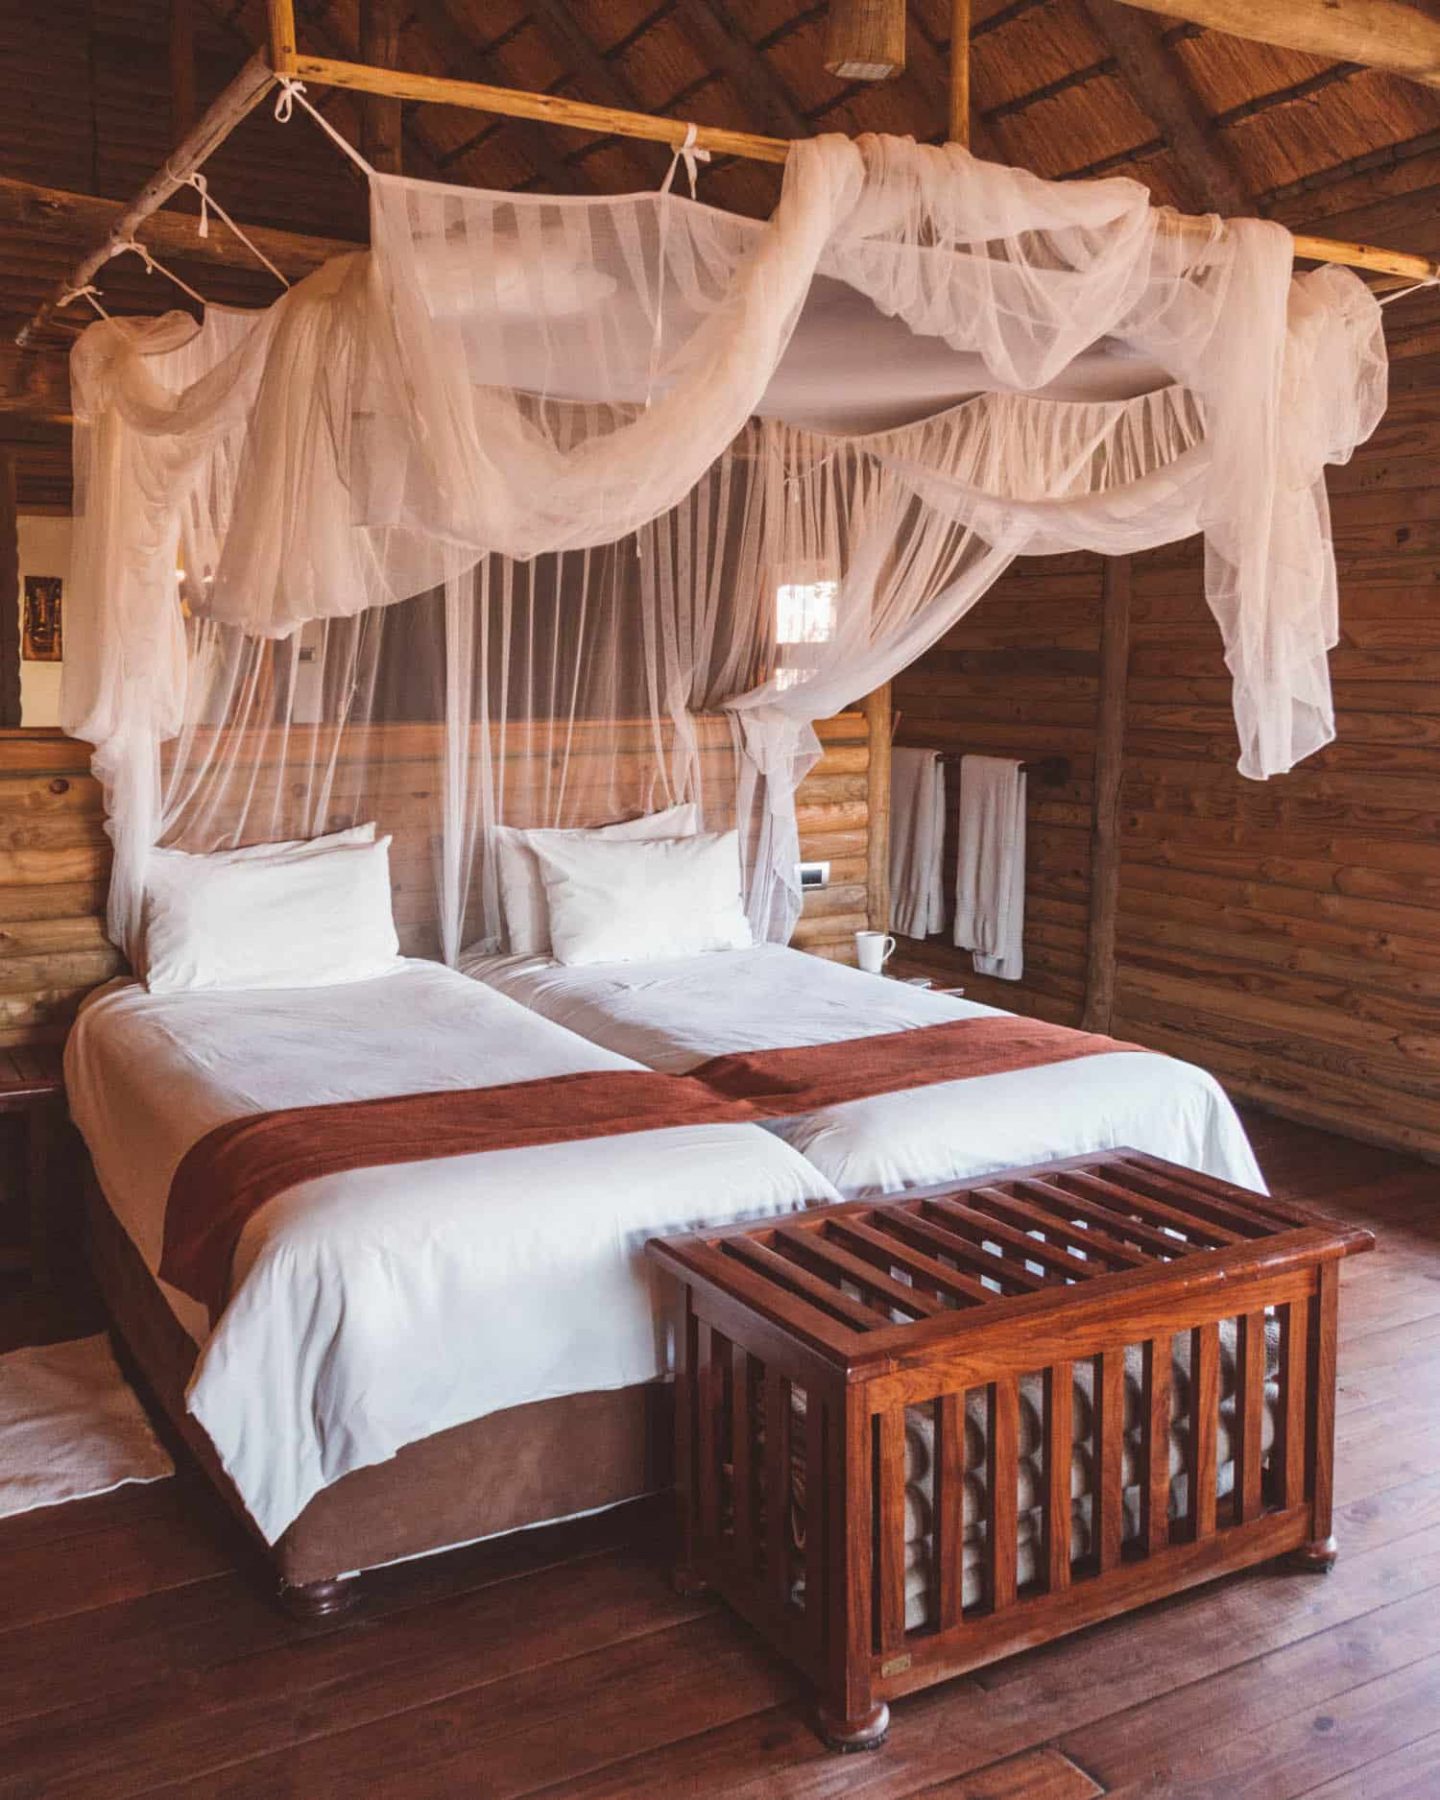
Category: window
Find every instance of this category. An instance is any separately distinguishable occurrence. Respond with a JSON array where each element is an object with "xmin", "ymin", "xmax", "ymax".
[{"xmin": 774, "ymin": 575, "xmax": 837, "ymax": 691}]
